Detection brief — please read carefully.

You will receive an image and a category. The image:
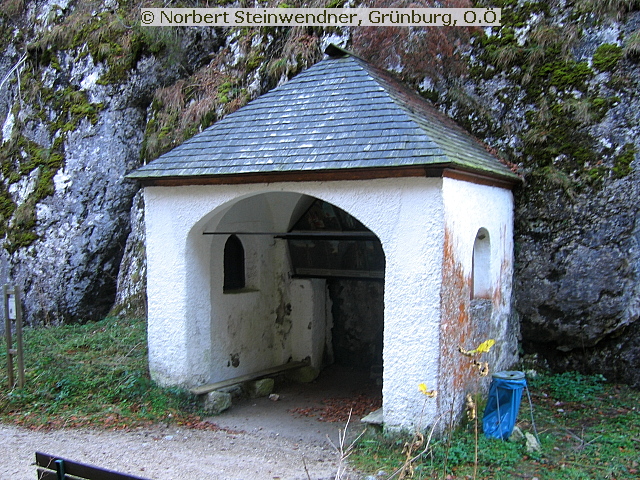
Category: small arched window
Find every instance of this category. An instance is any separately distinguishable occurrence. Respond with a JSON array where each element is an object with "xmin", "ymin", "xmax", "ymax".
[
  {"xmin": 224, "ymin": 235, "xmax": 245, "ymax": 292},
  {"xmin": 472, "ymin": 228, "xmax": 491, "ymax": 299}
]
